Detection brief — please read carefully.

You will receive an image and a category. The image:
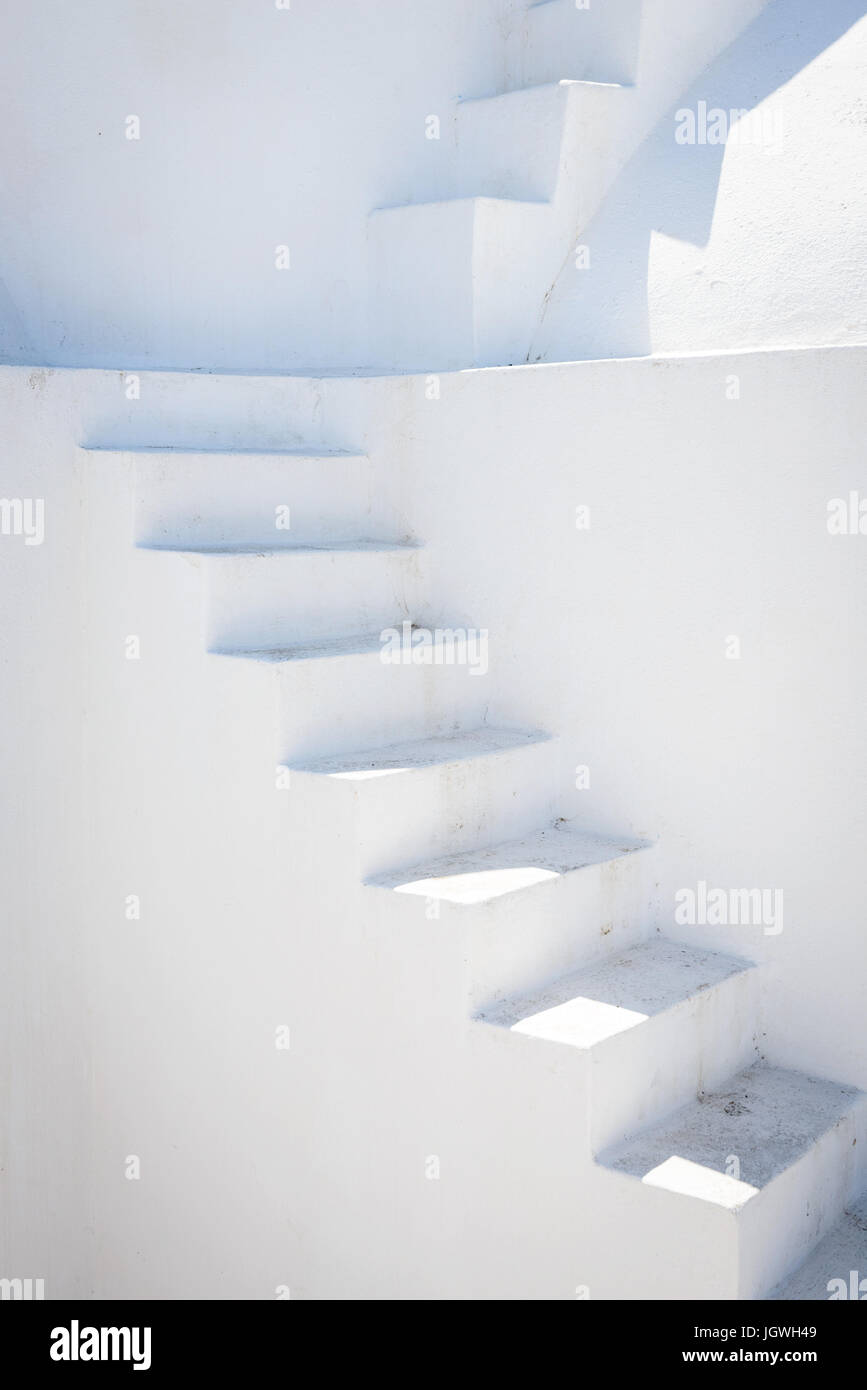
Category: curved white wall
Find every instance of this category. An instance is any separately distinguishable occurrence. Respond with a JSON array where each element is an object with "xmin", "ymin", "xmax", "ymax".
[{"xmin": 534, "ymin": 0, "xmax": 867, "ymax": 361}]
